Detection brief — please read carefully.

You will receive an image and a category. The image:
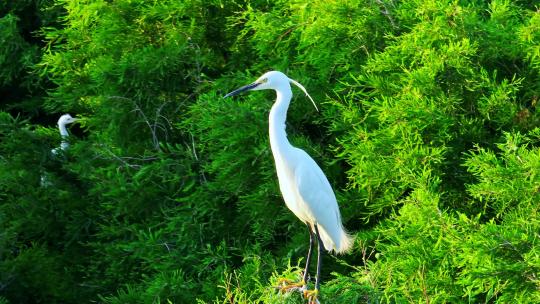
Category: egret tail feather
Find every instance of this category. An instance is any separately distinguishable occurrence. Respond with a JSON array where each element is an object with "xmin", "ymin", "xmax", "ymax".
[
  {"xmin": 317, "ymin": 224, "xmax": 354, "ymax": 254},
  {"xmin": 336, "ymin": 227, "xmax": 354, "ymax": 254}
]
